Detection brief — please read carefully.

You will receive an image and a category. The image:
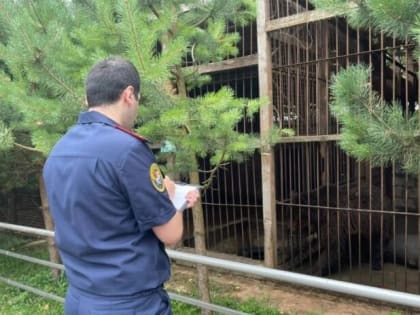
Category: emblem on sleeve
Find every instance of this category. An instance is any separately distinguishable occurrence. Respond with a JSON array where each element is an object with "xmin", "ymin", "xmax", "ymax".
[{"xmin": 150, "ymin": 163, "xmax": 165, "ymax": 192}]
